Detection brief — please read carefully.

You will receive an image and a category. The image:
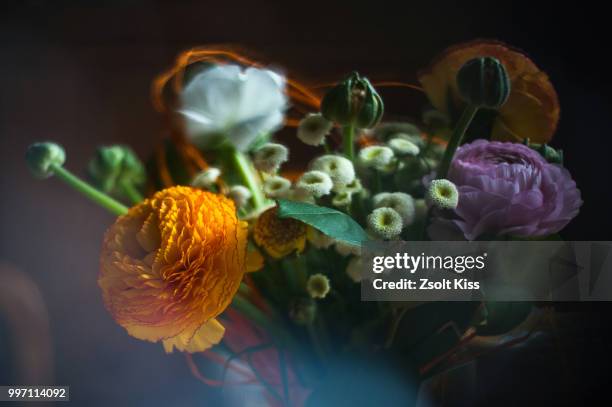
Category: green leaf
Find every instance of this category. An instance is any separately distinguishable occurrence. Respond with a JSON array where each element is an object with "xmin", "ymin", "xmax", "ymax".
[{"xmin": 276, "ymin": 199, "xmax": 367, "ymax": 246}]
